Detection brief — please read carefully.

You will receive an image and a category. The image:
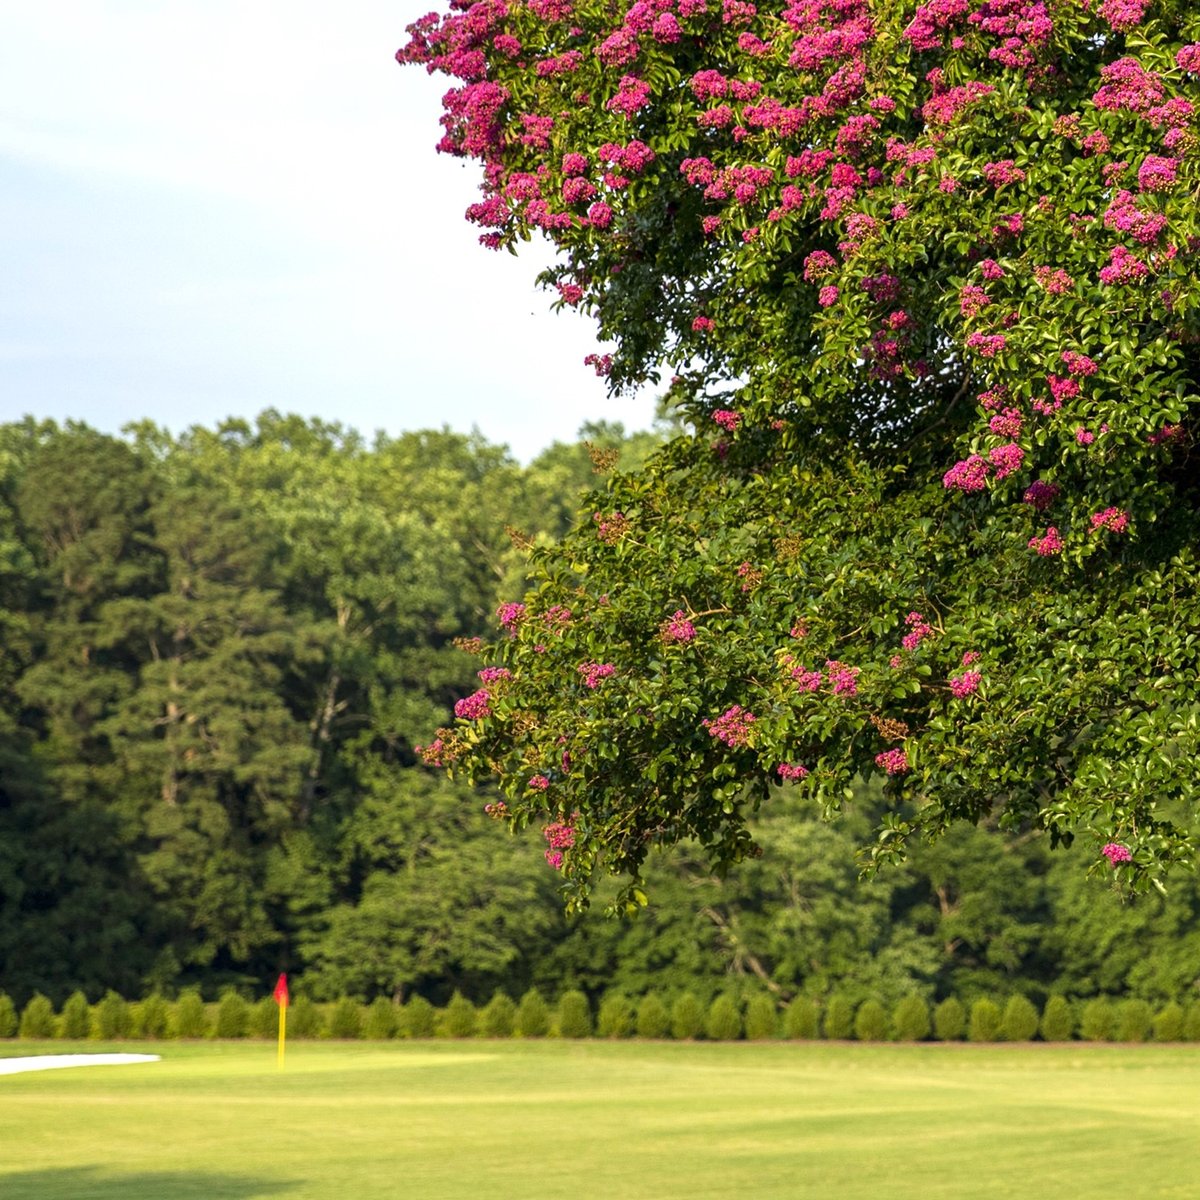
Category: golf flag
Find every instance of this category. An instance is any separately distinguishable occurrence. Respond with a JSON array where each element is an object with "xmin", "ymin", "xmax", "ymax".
[{"xmin": 274, "ymin": 974, "xmax": 288, "ymax": 1069}]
